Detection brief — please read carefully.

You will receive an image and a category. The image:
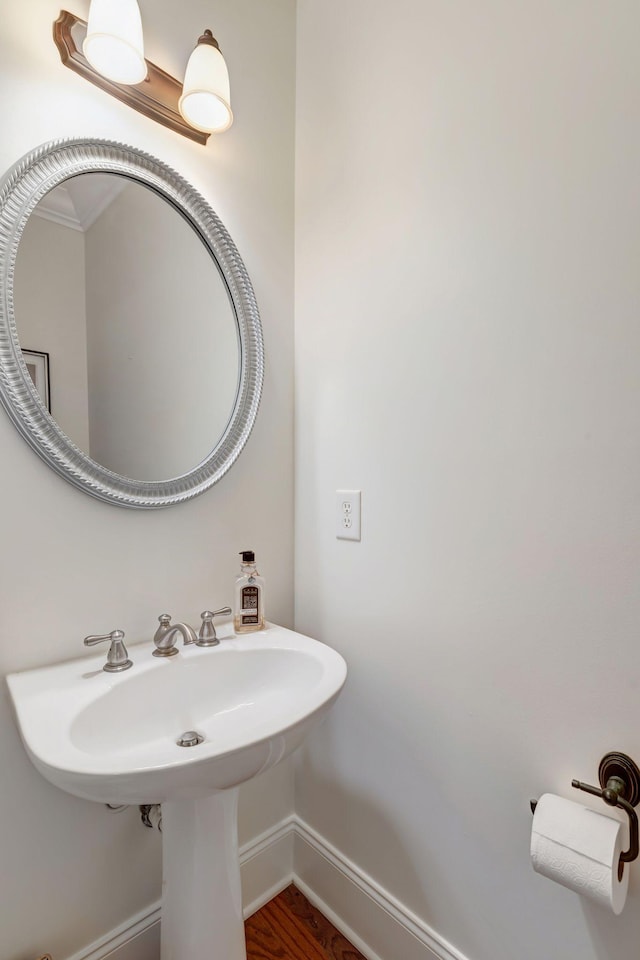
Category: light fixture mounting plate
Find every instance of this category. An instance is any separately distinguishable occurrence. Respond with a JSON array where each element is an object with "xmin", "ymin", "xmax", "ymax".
[{"xmin": 53, "ymin": 11, "xmax": 210, "ymax": 145}]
